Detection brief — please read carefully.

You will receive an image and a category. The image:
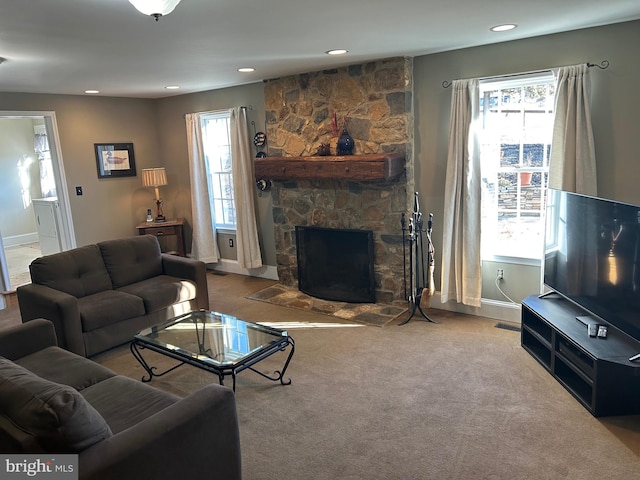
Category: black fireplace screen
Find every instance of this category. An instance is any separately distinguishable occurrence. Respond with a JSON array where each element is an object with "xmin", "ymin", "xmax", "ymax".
[{"xmin": 296, "ymin": 226, "xmax": 375, "ymax": 303}]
